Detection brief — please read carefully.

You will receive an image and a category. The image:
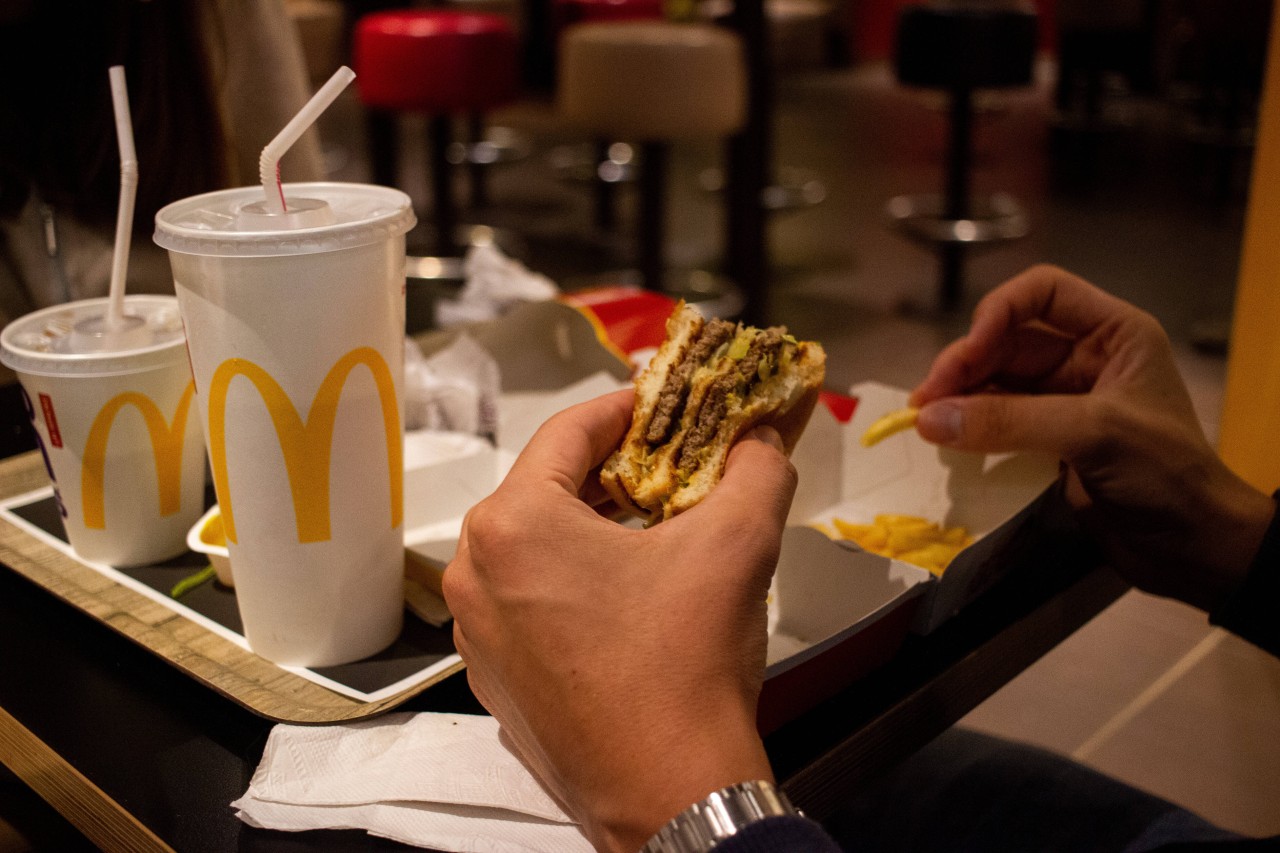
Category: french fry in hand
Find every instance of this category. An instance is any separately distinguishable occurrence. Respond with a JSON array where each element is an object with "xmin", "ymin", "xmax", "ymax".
[{"xmin": 860, "ymin": 407, "xmax": 919, "ymax": 447}]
